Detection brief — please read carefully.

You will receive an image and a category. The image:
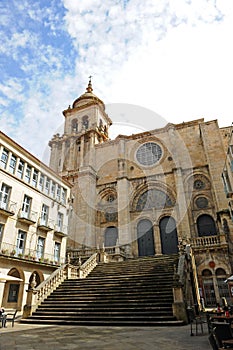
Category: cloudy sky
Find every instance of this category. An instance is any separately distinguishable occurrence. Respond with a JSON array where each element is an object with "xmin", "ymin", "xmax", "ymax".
[{"xmin": 0, "ymin": 0, "xmax": 233, "ymax": 161}]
